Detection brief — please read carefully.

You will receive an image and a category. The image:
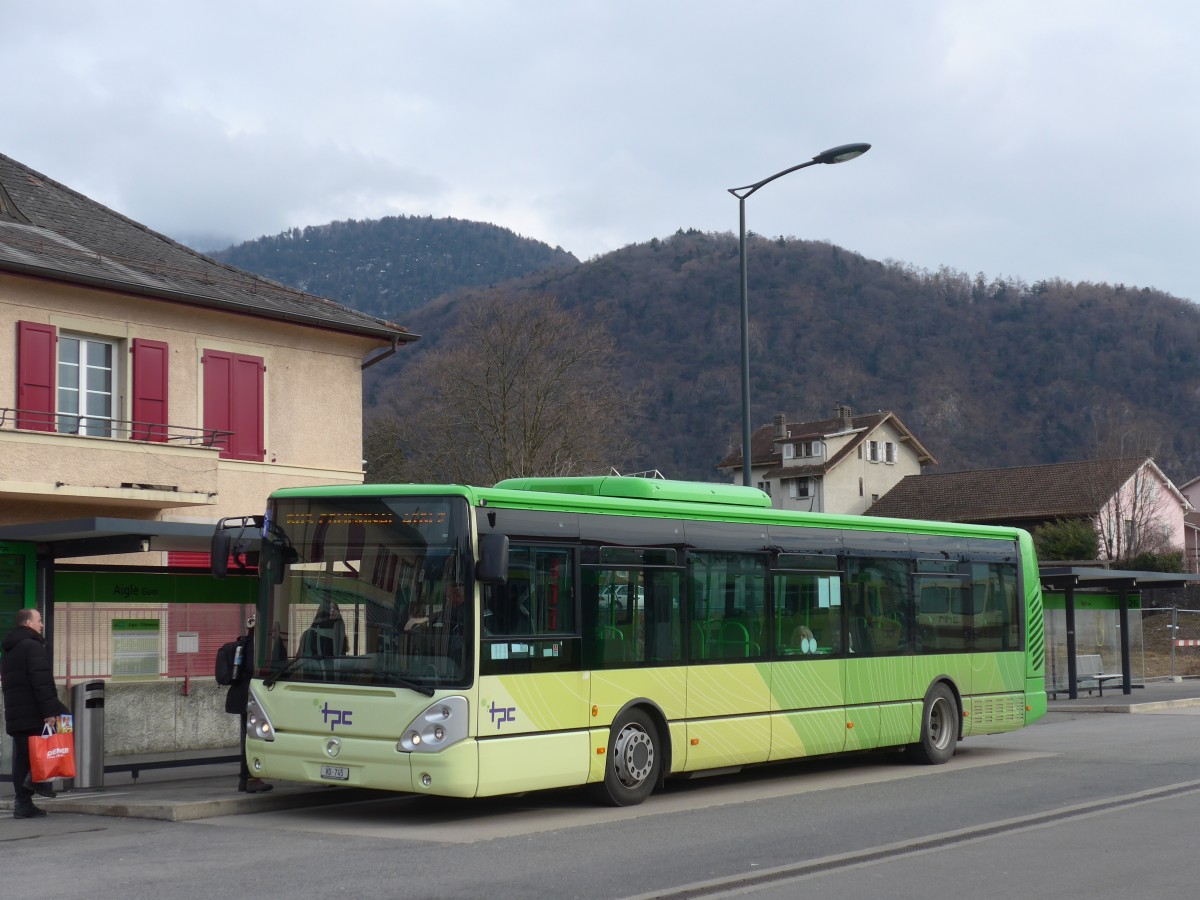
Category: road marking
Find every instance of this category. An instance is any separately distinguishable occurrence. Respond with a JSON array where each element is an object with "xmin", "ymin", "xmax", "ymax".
[{"xmin": 622, "ymin": 778, "xmax": 1200, "ymax": 899}]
